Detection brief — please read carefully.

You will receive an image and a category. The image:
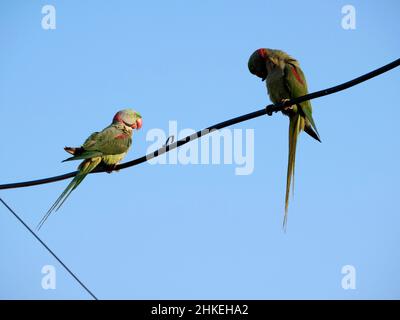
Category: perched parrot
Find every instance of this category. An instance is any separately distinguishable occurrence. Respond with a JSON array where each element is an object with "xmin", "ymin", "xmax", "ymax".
[
  {"xmin": 248, "ymin": 48, "xmax": 320, "ymax": 228},
  {"xmin": 37, "ymin": 109, "xmax": 143, "ymax": 230}
]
